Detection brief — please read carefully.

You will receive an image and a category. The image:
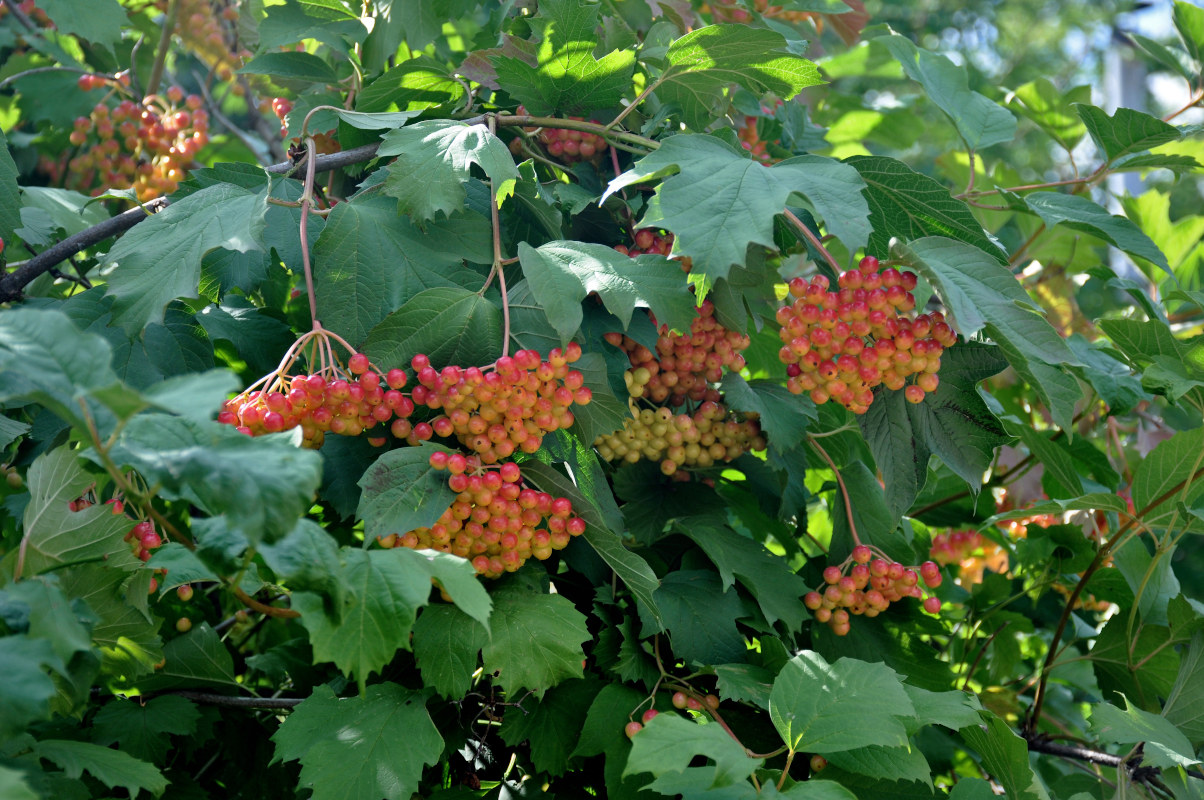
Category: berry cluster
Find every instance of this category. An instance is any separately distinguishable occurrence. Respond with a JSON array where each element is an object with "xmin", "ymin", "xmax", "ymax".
[
  {"xmin": 218, "ymin": 332, "xmax": 592, "ymax": 460},
  {"xmin": 777, "ymin": 256, "xmax": 957, "ymax": 414},
  {"xmin": 219, "ymin": 351, "xmax": 413, "ymax": 449},
  {"xmin": 408, "ymin": 344, "xmax": 591, "ymax": 463},
  {"xmin": 613, "ymin": 228, "xmax": 692, "ymax": 272},
  {"xmin": 803, "ymin": 546, "xmax": 942, "ymax": 636},
  {"xmin": 929, "ymin": 529, "xmax": 1008, "ymax": 586},
  {"xmin": 737, "ymin": 116, "xmax": 774, "ymax": 164},
  {"xmin": 606, "ymin": 301, "xmax": 750, "ymax": 405},
  {"xmin": 160, "ymin": 0, "xmax": 250, "ymax": 86},
  {"xmin": 625, "ymin": 691, "xmax": 722, "ymax": 737},
  {"xmin": 0, "ymin": 0, "xmax": 52, "ymax": 26},
  {"xmin": 538, "ymin": 123, "xmax": 608, "ymax": 163},
  {"xmin": 377, "ymin": 454, "xmax": 586, "ymax": 578},
  {"xmin": 705, "ymin": 0, "xmax": 817, "ymax": 24},
  {"xmin": 593, "ymin": 402, "xmax": 765, "ymax": 476},
  {"xmin": 67, "ymin": 492, "xmax": 165, "ymax": 589},
  {"xmin": 52, "ymin": 86, "xmax": 209, "ymax": 201}
]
